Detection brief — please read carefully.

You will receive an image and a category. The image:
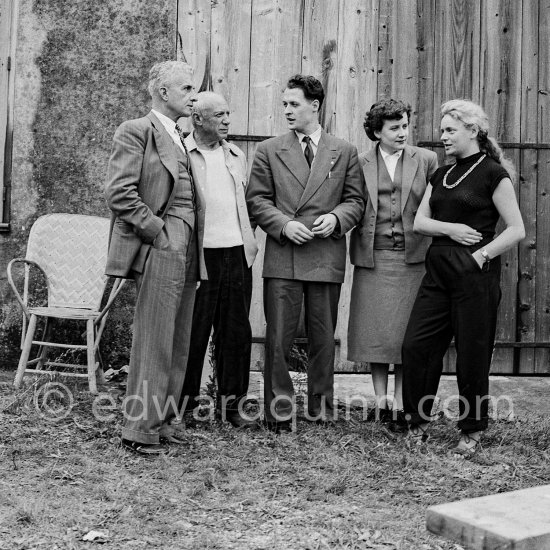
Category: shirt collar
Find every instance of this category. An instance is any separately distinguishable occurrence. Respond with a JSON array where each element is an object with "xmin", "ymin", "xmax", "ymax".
[
  {"xmin": 295, "ymin": 125, "xmax": 322, "ymax": 146},
  {"xmin": 185, "ymin": 130, "xmax": 238, "ymax": 156},
  {"xmin": 151, "ymin": 109, "xmax": 179, "ymax": 135},
  {"xmin": 379, "ymin": 145, "xmax": 403, "ymax": 161},
  {"xmin": 184, "ymin": 130, "xmax": 200, "ymax": 152}
]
